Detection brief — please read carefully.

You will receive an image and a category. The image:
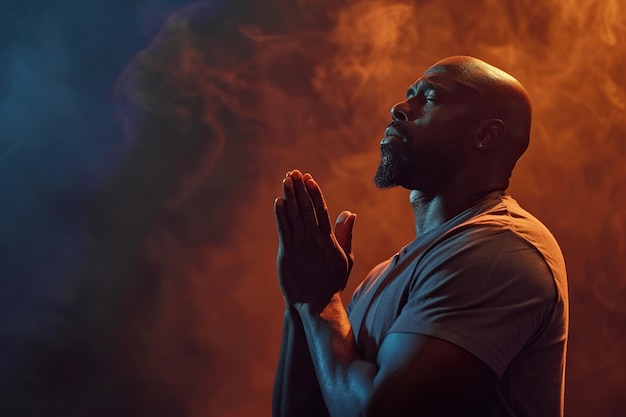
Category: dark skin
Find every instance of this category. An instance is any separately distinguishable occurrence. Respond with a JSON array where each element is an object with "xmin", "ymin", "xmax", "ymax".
[{"xmin": 273, "ymin": 56, "xmax": 533, "ymax": 417}]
